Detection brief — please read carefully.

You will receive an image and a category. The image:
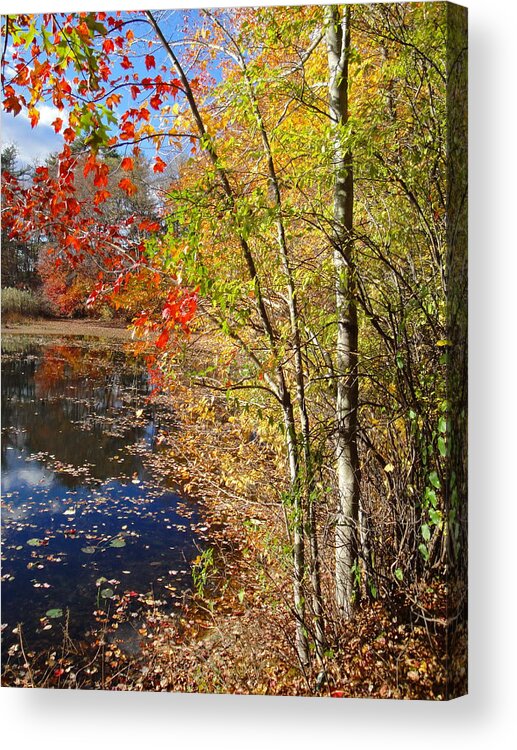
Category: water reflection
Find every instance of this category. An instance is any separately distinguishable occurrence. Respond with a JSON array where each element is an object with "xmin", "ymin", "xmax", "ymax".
[
  {"xmin": 2, "ymin": 343, "xmax": 152, "ymax": 484},
  {"xmin": 1, "ymin": 337, "xmax": 203, "ymax": 658}
]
